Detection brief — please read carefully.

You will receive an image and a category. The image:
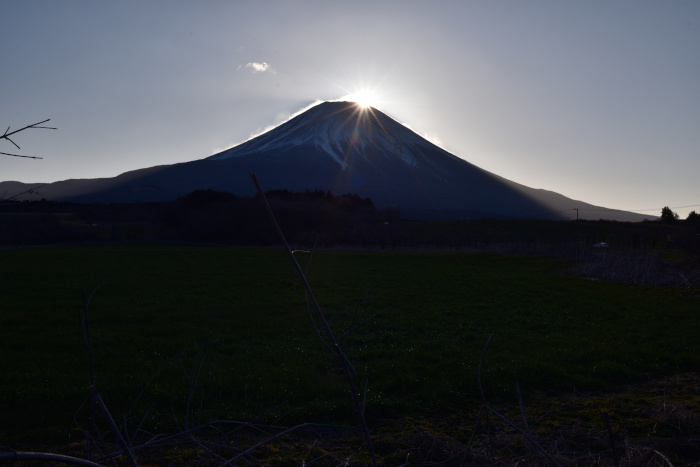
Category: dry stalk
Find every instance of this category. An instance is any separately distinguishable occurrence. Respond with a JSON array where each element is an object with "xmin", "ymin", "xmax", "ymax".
[
  {"xmin": 0, "ymin": 450, "xmax": 106, "ymax": 466},
  {"xmin": 296, "ymin": 242, "xmax": 334, "ymax": 353},
  {"xmin": 82, "ymin": 290, "xmax": 140, "ymax": 467},
  {"xmin": 474, "ymin": 332, "xmax": 563, "ymax": 467},
  {"xmin": 652, "ymin": 448, "xmax": 675, "ymax": 467},
  {"xmin": 219, "ymin": 423, "xmax": 313, "ymax": 466},
  {"xmin": 475, "ymin": 331, "xmax": 494, "ymax": 462},
  {"xmin": 487, "ymin": 407, "xmax": 563, "ymax": 467},
  {"xmin": 602, "ymin": 412, "xmax": 620, "ymax": 467},
  {"xmin": 516, "ymin": 380, "xmax": 530, "ymax": 435},
  {"xmin": 250, "ymin": 173, "xmax": 378, "ymax": 466}
]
